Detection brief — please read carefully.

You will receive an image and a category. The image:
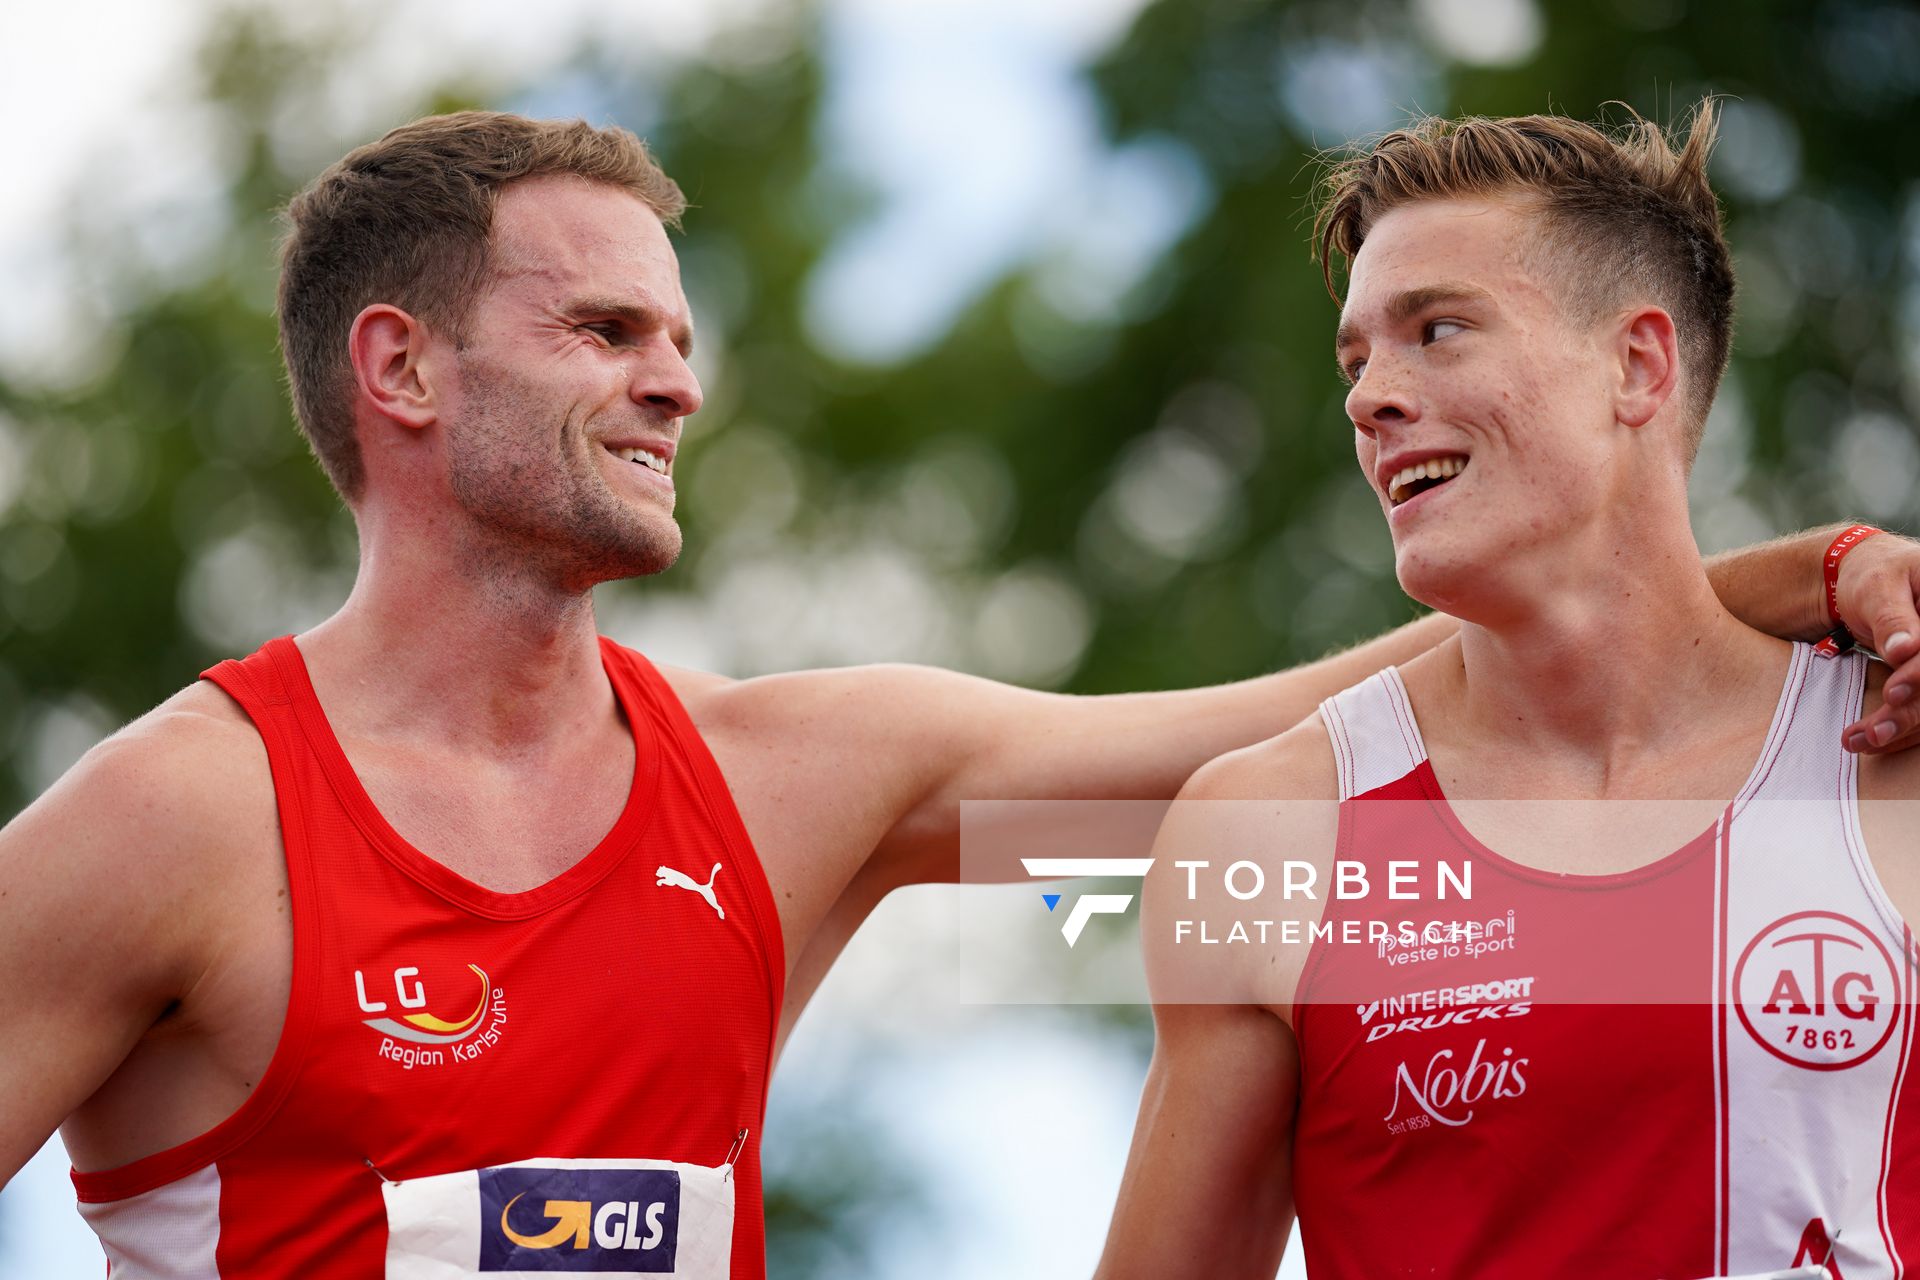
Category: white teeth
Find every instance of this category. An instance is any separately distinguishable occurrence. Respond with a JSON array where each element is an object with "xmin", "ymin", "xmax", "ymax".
[
  {"xmin": 1387, "ymin": 455, "xmax": 1467, "ymax": 505},
  {"xmin": 608, "ymin": 445, "xmax": 669, "ymax": 474}
]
